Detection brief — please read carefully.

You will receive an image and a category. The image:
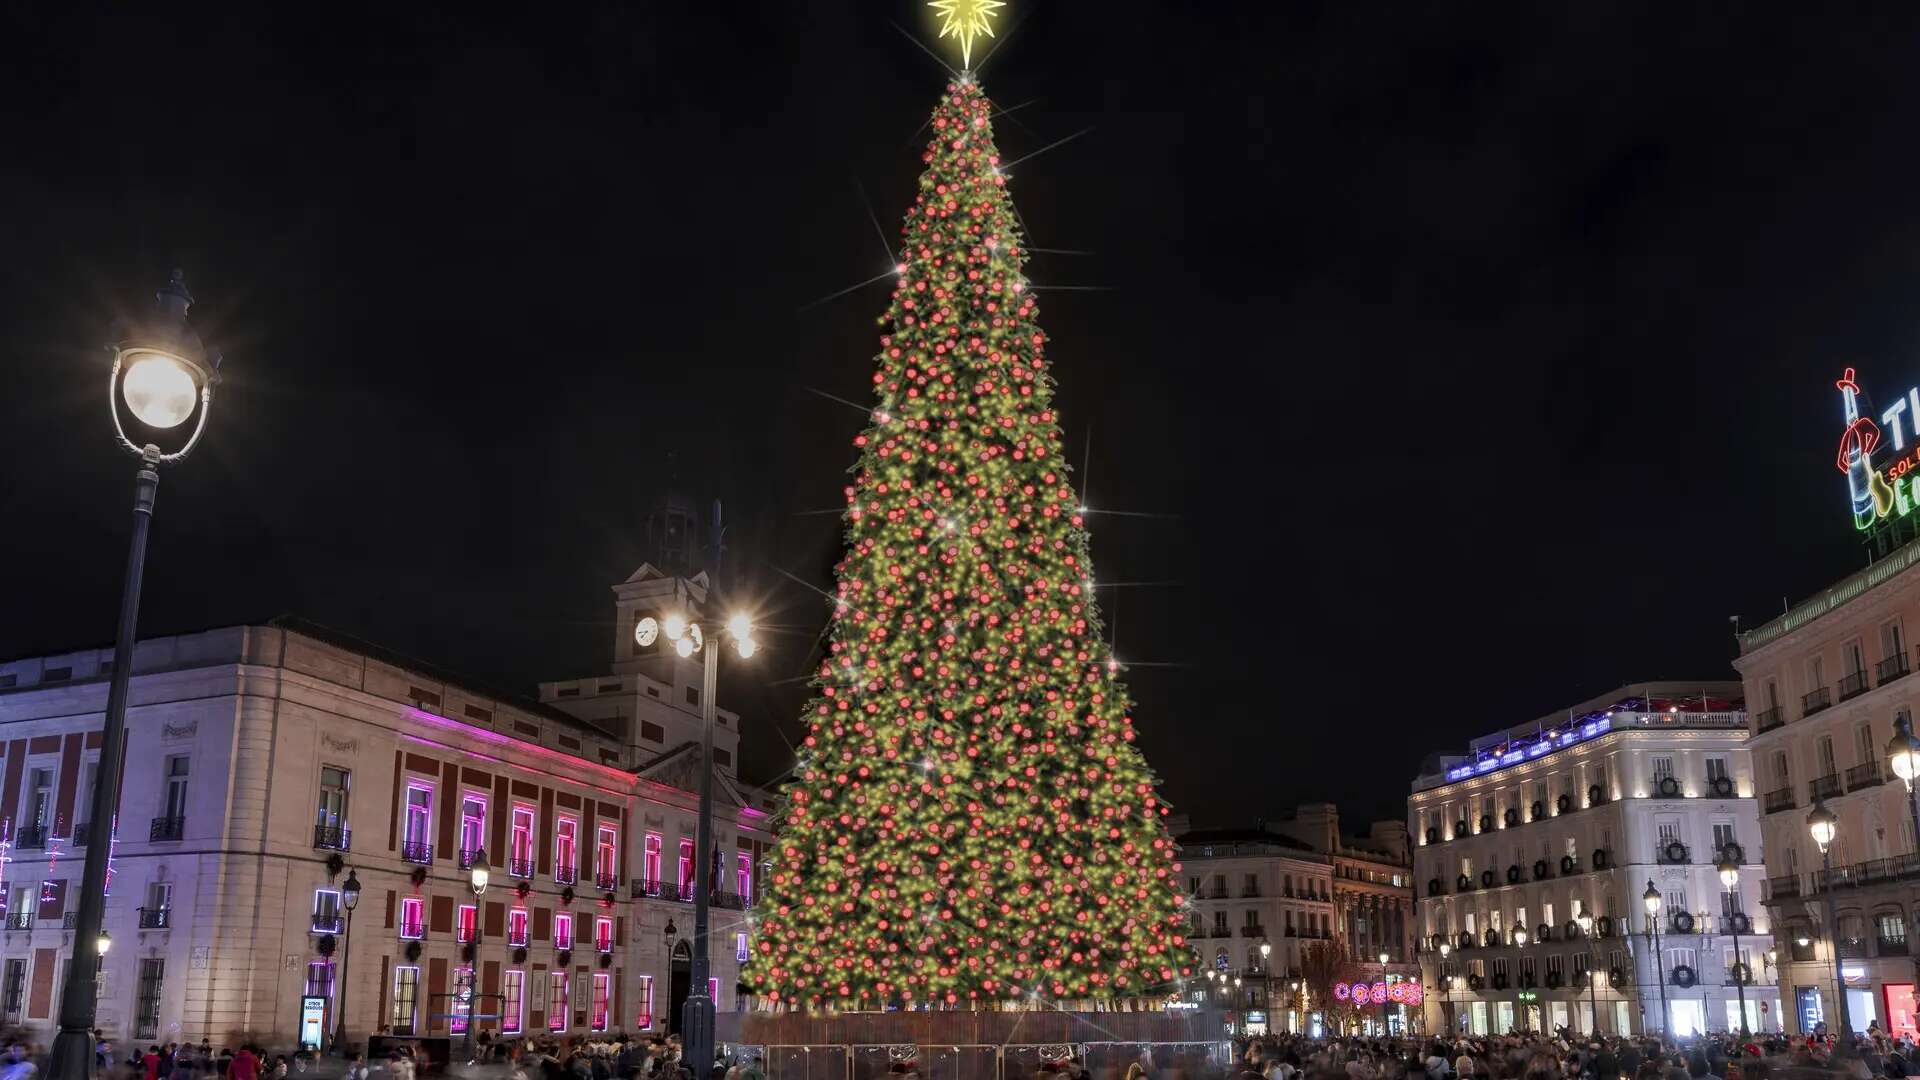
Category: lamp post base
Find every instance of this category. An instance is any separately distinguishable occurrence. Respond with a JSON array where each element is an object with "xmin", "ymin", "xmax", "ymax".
[
  {"xmin": 47, "ymin": 1024, "xmax": 97, "ymax": 1080},
  {"xmin": 682, "ymin": 992, "xmax": 715, "ymax": 1075}
]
